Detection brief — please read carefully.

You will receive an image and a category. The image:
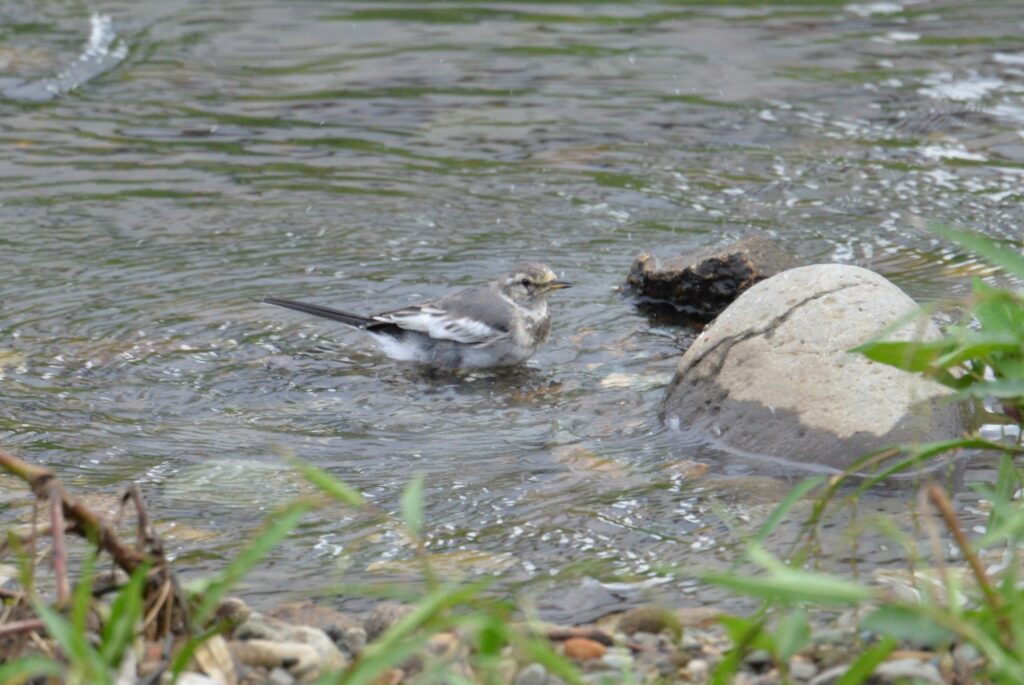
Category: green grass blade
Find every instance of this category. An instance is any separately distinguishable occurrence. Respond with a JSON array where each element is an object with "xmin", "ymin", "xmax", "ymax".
[
  {"xmin": 835, "ymin": 636, "xmax": 897, "ymax": 685},
  {"xmin": 706, "ymin": 546, "xmax": 873, "ymax": 605},
  {"xmin": 289, "ymin": 458, "xmax": 366, "ymax": 508},
  {"xmin": 751, "ymin": 477, "xmax": 823, "ymax": 548},
  {"xmin": 861, "ymin": 605, "xmax": 954, "ymax": 645},
  {"xmin": 100, "ymin": 563, "xmax": 149, "ymax": 666},
  {"xmin": 401, "ymin": 475, "xmax": 425, "ymax": 538},
  {"xmin": 333, "ymin": 580, "xmax": 494, "ymax": 685},
  {"xmin": 932, "ymin": 223, "xmax": 1024, "ymax": 279},
  {"xmin": 34, "ymin": 600, "xmax": 109, "ymax": 684},
  {"xmin": 0, "ymin": 656, "xmax": 63, "ymax": 683},
  {"xmin": 852, "ymin": 339, "xmax": 950, "ymax": 373}
]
